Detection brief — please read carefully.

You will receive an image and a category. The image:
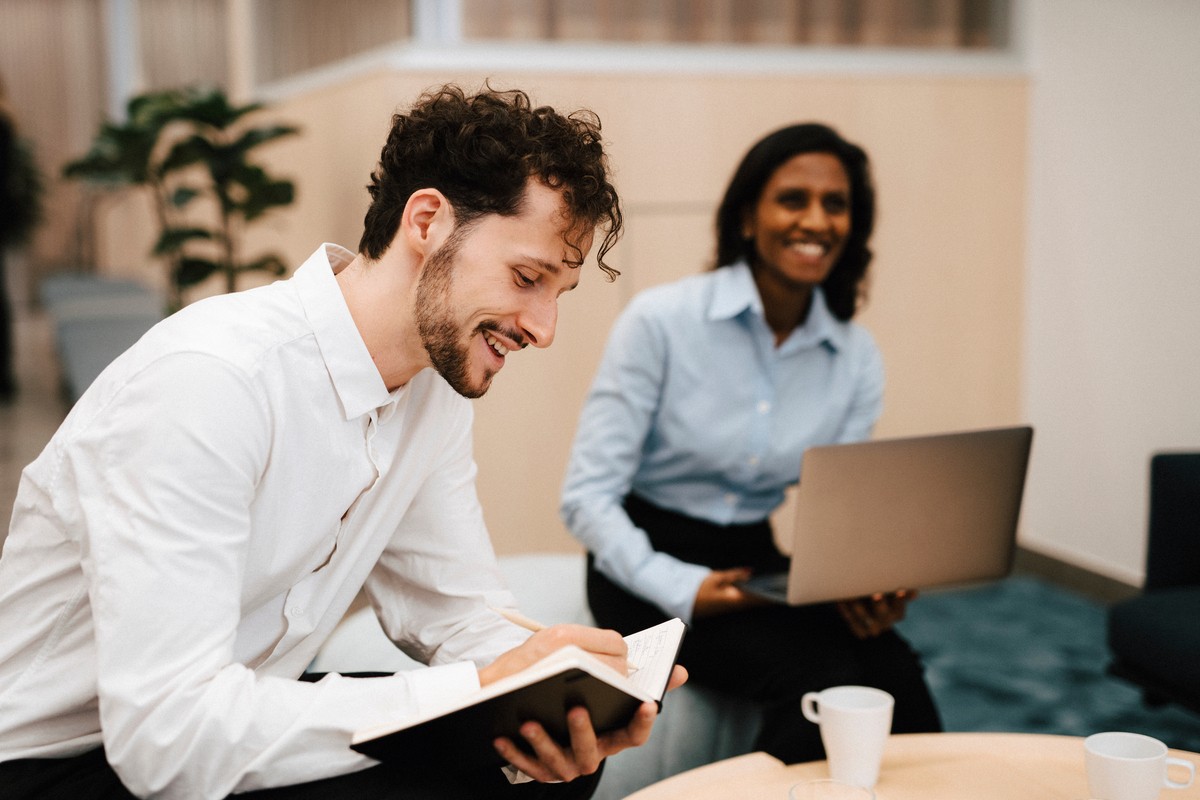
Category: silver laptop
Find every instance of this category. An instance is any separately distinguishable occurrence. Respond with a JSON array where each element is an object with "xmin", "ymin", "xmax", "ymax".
[{"xmin": 740, "ymin": 426, "xmax": 1033, "ymax": 606}]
